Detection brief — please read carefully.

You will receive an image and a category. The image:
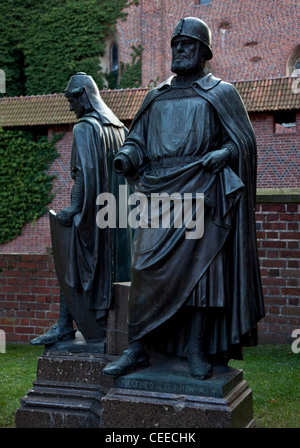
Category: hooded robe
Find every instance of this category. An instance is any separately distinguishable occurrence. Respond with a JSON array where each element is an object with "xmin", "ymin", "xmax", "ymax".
[{"xmin": 61, "ymin": 74, "xmax": 132, "ymax": 319}]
